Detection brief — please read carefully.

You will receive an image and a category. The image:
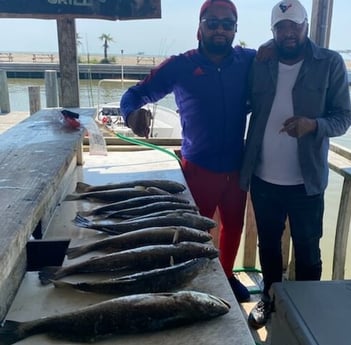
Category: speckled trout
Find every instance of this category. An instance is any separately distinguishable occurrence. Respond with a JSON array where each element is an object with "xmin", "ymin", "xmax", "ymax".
[
  {"xmin": 75, "ymin": 179, "xmax": 186, "ymax": 194},
  {"xmin": 66, "ymin": 226, "xmax": 212, "ymax": 259},
  {"xmin": 52, "ymin": 258, "xmax": 210, "ymax": 294},
  {"xmin": 73, "ymin": 211, "xmax": 216, "ymax": 234},
  {"xmin": 105, "ymin": 201, "xmax": 199, "ymax": 219},
  {"xmin": 39, "ymin": 241, "xmax": 218, "ymax": 285},
  {"xmin": 78, "ymin": 194, "xmax": 190, "ymax": 217},
  {"xmin": 0, "ymin": 291, "xmax": 230, "ymax": 344},
  {"xmin": 64, "ymin": 186, "xmax": 170, "ymax": 203}
]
